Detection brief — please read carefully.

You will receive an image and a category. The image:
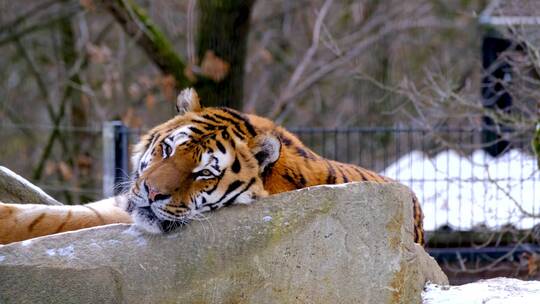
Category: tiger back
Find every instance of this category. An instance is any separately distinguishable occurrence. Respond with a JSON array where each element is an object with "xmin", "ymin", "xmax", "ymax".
[{"xmin": 0, "ymin": 88, "xmax": 424, "ymax": 245}]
